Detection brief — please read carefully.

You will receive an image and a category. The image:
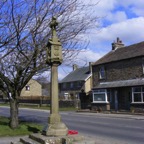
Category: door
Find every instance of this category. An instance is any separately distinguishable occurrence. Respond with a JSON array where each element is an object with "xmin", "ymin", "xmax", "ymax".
[{"xmin": 114, "ymin": 90, "xmax": 118, "ymax": 111}]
